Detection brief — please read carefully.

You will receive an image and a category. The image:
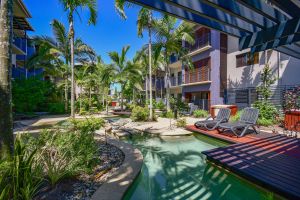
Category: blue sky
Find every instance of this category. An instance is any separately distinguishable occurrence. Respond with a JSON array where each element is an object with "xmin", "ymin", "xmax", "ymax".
[{"xmin": 24, "ymin": 0, "xmax": 149, "ymax": 63}]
